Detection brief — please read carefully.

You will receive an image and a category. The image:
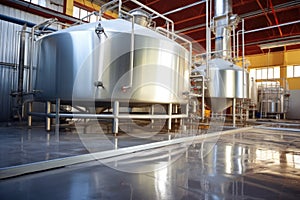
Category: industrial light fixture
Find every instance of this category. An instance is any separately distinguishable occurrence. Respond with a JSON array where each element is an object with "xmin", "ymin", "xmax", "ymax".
[{"xmin": 259, "ymin": 39, "xmax": 300, "ymax": 49}]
